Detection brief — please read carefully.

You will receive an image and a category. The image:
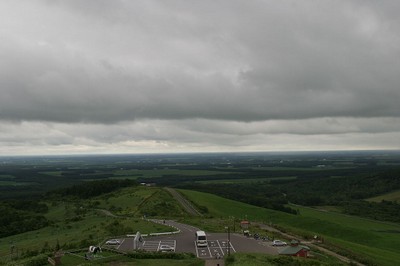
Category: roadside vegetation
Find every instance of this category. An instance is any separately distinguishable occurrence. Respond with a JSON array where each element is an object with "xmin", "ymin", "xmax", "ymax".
[{"xmin": 225, "ymin": 253, "xmax": 343, "ymax": 266}]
